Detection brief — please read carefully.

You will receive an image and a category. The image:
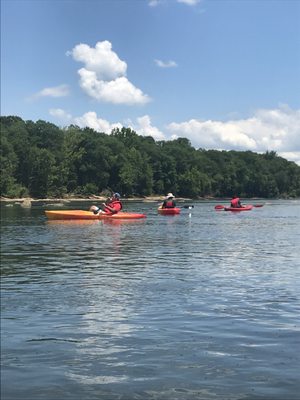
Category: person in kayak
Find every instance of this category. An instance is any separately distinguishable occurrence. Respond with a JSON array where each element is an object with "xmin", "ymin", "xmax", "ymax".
[
  {"xmin": 161, "ymin": 193, "xmax": 176, "ymax": 208},
  {"xmin": 90, "ymin": 193, "xmax": 123, "ymax": 215},
  {"xmin": 230, "ymin": 195, "xmax": 242, "ymax": 208}
]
